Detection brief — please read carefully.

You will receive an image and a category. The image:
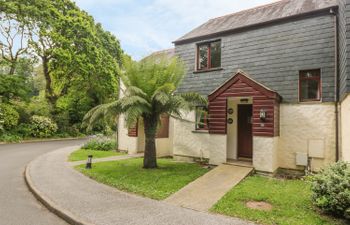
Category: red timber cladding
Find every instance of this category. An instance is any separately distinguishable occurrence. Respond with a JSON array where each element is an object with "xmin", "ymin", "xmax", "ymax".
[
  {"xmin": 208, "ymin": 72, "xmax": 281, "ymax": 137},
  {"xmin": 127, "ymin": 121, "xmax": 138, "ymax": 137}
]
